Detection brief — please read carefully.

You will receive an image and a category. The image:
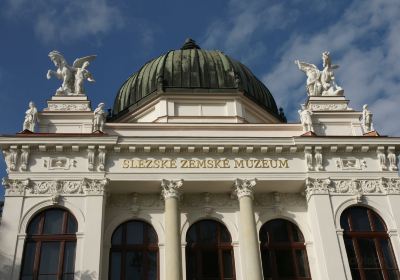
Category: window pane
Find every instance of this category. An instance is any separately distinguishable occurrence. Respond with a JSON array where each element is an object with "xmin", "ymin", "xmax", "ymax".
[
  {"xmin": 66, "ymin": 215, "xmax": 77, "ymax": 234},
  {"xmin": 202, "ymin": 250, "xmax": 219, "ymax": 278},
  {"xmin": 221, "ymin": 227, "xmax": 231, "ymax": 243},
  {"xmin": 125, "ymin": 251, "xmax": 143, "ymax": 279},
  {"xmin": 344, "ymin": 237, "xmax": 358, "ymax": 268},
  {"xmin": 291, "ymin": 224, "xmax": 304, "ymax": 242},
  {"xmin": 148, "ymin": 227, "xmax": 158, "ymax": 244},
  {"xmin": 351, "ymin": 269, "xmax": 361, "ymax": 280},
  {"xmin": 187, "ymin": 227, "xmax": 196, "ymax": 244},
  {"xmin": 340, "ymin": 214, "xmax": 350, "ymax": 231},
  {"xmin": 27, "ymin": 215, "xmax": 41, "ymax": 235},
  {"xmin": 148, "ymin": 251, "xmax": 158, "ymax": 280},
  {"xmin": 223, "ymin": 250, "xmax": 233, "ymax": 278},
  {"xmin": 388, "ymin": 270, "xmax": 400, "ymax": 280},
  {"xmin": 358, "ymin": 238, "xmax": 380, "ymax": 268},
  {"xmin": 200, "ymin": 220, "xmax": 217, "ymax": 243},
  {"xmin": 63, "ymin": 242, "xmax": 76, "ymax": 273},
  {"xmin": 126, "ymin": 222, "xmax": 144, "ymax": 244},
  {"xmin": 21, "ymin": 242, "xmax": 36, "ymax": 276},
  {"xmin": 21, "ymin": 277, "xmax": 34, "ymax": 280},
  {"xmin": 261, "ymin": 249, "xmax": 272, "ymax": 278},
  {"xmin": 43, "ymin": 210, "xmax": 64, "ymax": 234},
  {"xmin": 364, "ymin": 269, "xmax": 384, "ymax": 280},
  {"xmin": 112, "ymin": 226, "xmax": 123, "ymax": 245},
  {"xmin": 381, "ymin": 239, "xmax": 398, "ymax": 269},
  {"xmin": 267, "ymin": 220, "xmax": 290, "ymax": 242},
  {"xmin": 296, "ymin": 249, "xmax": 309, "ymax": 277},
  {"xmin": 62, "ymin": 274, "xmax": 74, "ymax": 280},
  {"xmin": 350, "ymin": 208, "xmax": 371, "ymax": 231},
  {"xmin": 39, "ymin": 242, "xmax": 60, "ymax": 274},
  {"xmin": 275, "ymin": 249, "xmax": 295, "ymax": 277},
  {"xmin": 110, "ymin": 252, "xmax": 121, "ymax": 280},
  {"xmin": 38, "ymin": 276, "xmax": 57, "ymax": 280}
]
